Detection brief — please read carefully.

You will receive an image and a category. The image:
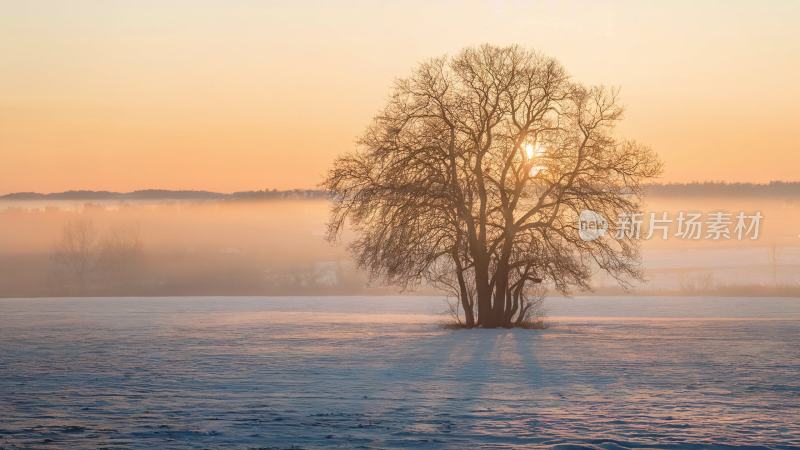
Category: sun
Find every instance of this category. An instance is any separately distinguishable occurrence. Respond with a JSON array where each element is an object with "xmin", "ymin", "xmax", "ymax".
[{"xmin": 524, "ymin": 142, "xmax": 545, "ymax": 160}]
